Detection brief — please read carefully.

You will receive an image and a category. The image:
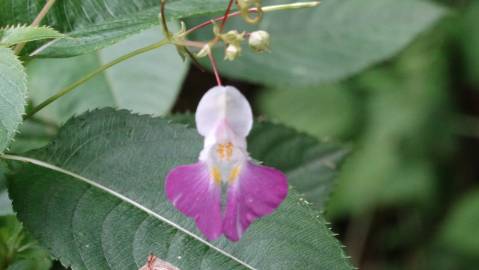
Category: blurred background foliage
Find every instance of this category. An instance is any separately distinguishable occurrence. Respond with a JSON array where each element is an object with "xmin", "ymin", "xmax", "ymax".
[
  {"xmin": 1, "ymin": 0, "xmax": 479, "ymax": 269},
  {"xmin": 257, "ymin": 0, "xmax": 479, "ymax": 269}
]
